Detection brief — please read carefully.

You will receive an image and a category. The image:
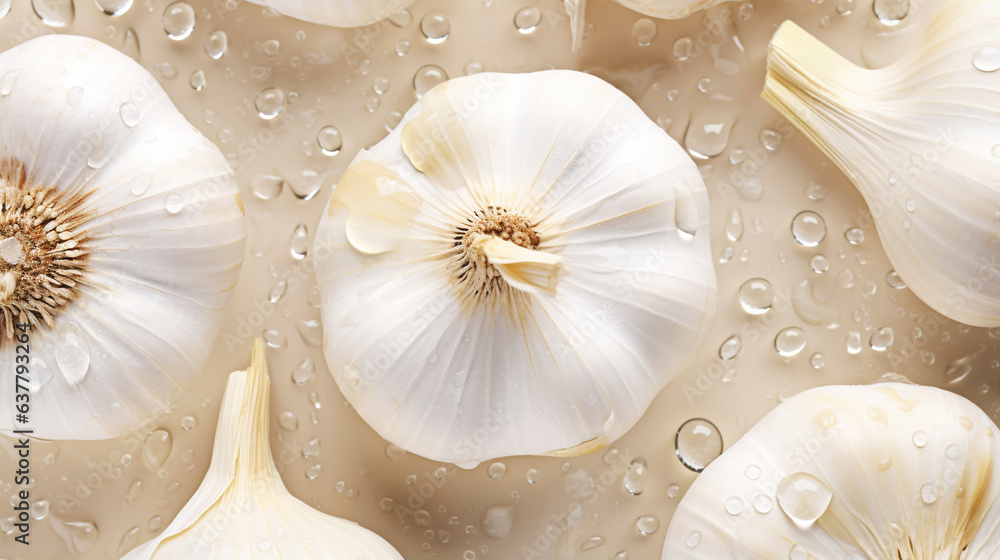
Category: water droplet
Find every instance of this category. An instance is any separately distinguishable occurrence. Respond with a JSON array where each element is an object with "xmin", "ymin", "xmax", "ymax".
[
  {"xmin": 482, "ymin": 506, "xmax": 513, "ymax": 538},
  {"xmin": 278, "ymin": 411, "xmax": 298, "ymax": 431},
  {"xmin": 289, "ymin": 223, "xmax": 309, "ymax": 259},
  {"xmin": 719, "ymin": 334, "xmax": 741, "ymax": 360},
  {"xmin": 745, "ymin": 464, "xmax": 761, "ymax": 480},
  {"xmin": 580, "ymin": 536, "xmax": 605, "ymax": 551},
  {"xmin": 0, "ymin": 69, "xmax": 21, "ymax": 96},
  {"xmin": 161, "ymin": 2, "xmax": 195, "ymax": 40},
  {"xmin": 414, "ymin": 65, "xmax": 448, "ymax": 98},
  {"xmin": 188, "ymin": 70, "xmax": 205, "ymax": 91},
  {"xmin": 373, "ymin": 77, "xmax": 391, "ymax": 95},
  {"xmin": 142, "ymin": 429, "xmax": 172, "ymax": 470},
  {"xmin": 56, "ymin": 325, "xmax": 91, "ymax": 385},
  {"xmin": 789, "ymin": 544, "xmax": 809, "ymax": 560},
  {"xmin": 313, "ymin": 125, "xmax": 343, "ymax": 156},
  {"xmin": 148, "ymin": 515, "xmax": 163, "ymax": 532},
  {"xmin": 874, "ymin": 0, "xmax": 908, "ymax": 24},
  {"xmin": 117, "ymin": 526, "xmax": 141, "ymax": 556},
  {"xmin": 945, "ymin": 354, "xmax": 974, "ymax": 384},
  {"xmin": 30, "ymin": 499, "xmax": 49, "ymax": 520},
  {"xmin": 759, "ymin": 129, "xmax": 782, "ymax": 151},
  {"xmin": 0, "ymin": 0, "xmax": 10, "ymax": 19},
  {"xmin": 667, "ymin": 483, "xmax": 682, "ymax": 498},
  {"xmin": 179, "ymin": 415, "xmax": 197, "ymax": 430},
  {"xmin": 775, "ymin": 327, "xmax": 807, "ymax": 357},
  {"xmin": 95, "ymin": 0, "xmax": 132, "ymax": 15},
  {"xmin": 776, "ymin": 472, "xmax": 833, "ymax": 527},
  {"xmin": 296, "ymin": 319, "xmax": 322, "ymax": 346},
  {"xmin": 739, "ymin": 278, "xmax": 774, "ymax": 314},
  {"xmin": 945, "ymin": 443, "xmax": 962, "ymax": 460},
  {"xmin": 526, "ymin": 468, "xmax": 539, "ymax": 484},
  {"xmin": 684, "ymin": 529, "xmax": 701, "ymax": 547},
  {"xmin": 251, "ymin": 175, "xmax": 284, "ymax": 200},
  {"xmin": 632, "ymin": 18, "xmax": 657, "ymax": 46},
  {"xmin": 808, "ymin": 352, "xmax": 826, "ymax": 370},
  {"xmin": 804, "ymin": 181, "xmax": 828, "ymax": 200},
  {"xmin": 624, "ymin": 462, "xmax": 647, "ymax": 495},
  {"xmin": 514, "ymin": 7, "xmax": 540, "ymax": 33},
  {"xmin": 33, "ymin": 0, "xmax": 73, "ymax": 27},
  {"xmin": 913, "ymin": 430, "xmax": 928, "ymax": 447},
  {"xmin": 388, "ymin": 8, "xmax": 411, "ymax": 26},
  {"xmin": 844, "ymin": 227, "xmax": 865, "ymax": 245},
  {"xmin": 886, "ymin": 270, "xmax": 906, "ymax": 289},
  {"xmin": 255, "ymin": 87, "xmax": 284, "ymax": 120},
  {"xmin": 262, "ymin": 39, "xmax": 280, "ymax": 56},
  {"xmin": 920, "ymin": 483, "xmax": 938, "ymax": 504},
  {"xmin": 673, "ymin": 37, "xmax": 693, "ymax": 61},
  {"xmin": 685, "ymin": 100, "xmax": 740, "ymax": 159},
  {"xmin": 258, "ymin": 539, "xmax": 273, "ymax": 551},
  {"xmin": 292, "ymin": 357, "xmax": 315, "ymax": 384},
  {"xmin": 675, "ymin": 418, "xmax": 723, "ymax": 472},
  {"xmin": 725, "ymin": 496, "xmax": 744, "ymax": 515},
  {"xmin": 488, "ymin": 462, "xmax": 507, "ymax": 479},
  {"xmin": 836, "ymin": 0, "xmax": 854, "ymax": 13},
  {"xmin": 263, "ymin": 328, "xmax": 286, "ymax": 348},
  {"xmin": 869, "ymin": 327, "xmax": 894, "ymax": 351},
  {"xmin": 846, "ymin": 331, "xmax": 862, "ymax": 354},
  {"xmin": 164, "ymin": 193, "xmax": 185, "ymax": 214},
  {"xmin": 420, "ymin": 11, "xmax": 450, "ymax": 43},
  {"xmin": 636, "ymin": 515, "xmax": 660, "ymax": 535},
  {"xmin": 119, "ymin": 101, "xmax": 140, "ymax": 127},
  {"xmin": 791, "ymin": 211, "xmax": 826, "ymax": 247},
  {"xmin": 809, "ymin": 254, "xmax": 829, "ymax": 273},
  {"xmin": 302, "ymin": 437, "xmax": 320, "ymax": 459},
  {"xmin": 203, "ymin": 30, "xmax": 227, "ymax": 59}
]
